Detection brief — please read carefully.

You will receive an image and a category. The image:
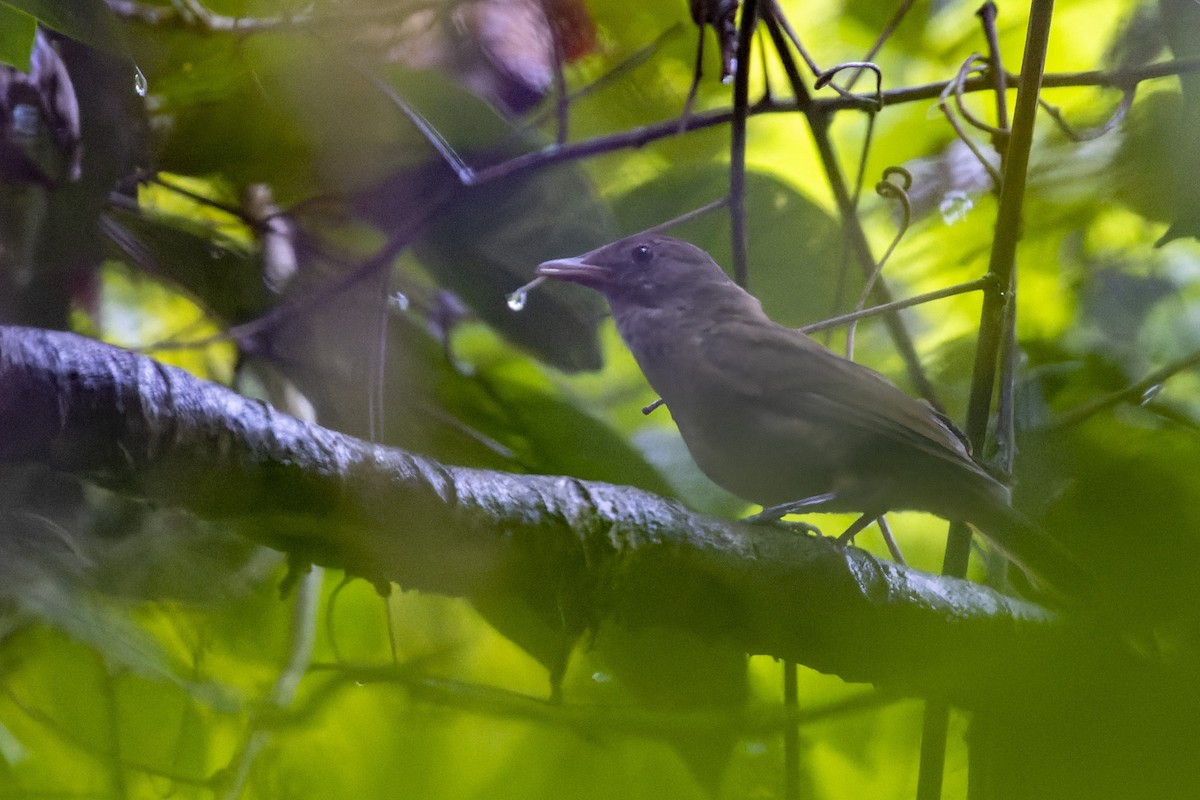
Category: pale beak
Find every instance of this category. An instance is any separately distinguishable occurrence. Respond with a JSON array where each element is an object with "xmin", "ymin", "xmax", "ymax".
[{"xmin": 537, "ymin": 254, "xmax": 611, "ymax": 288}]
